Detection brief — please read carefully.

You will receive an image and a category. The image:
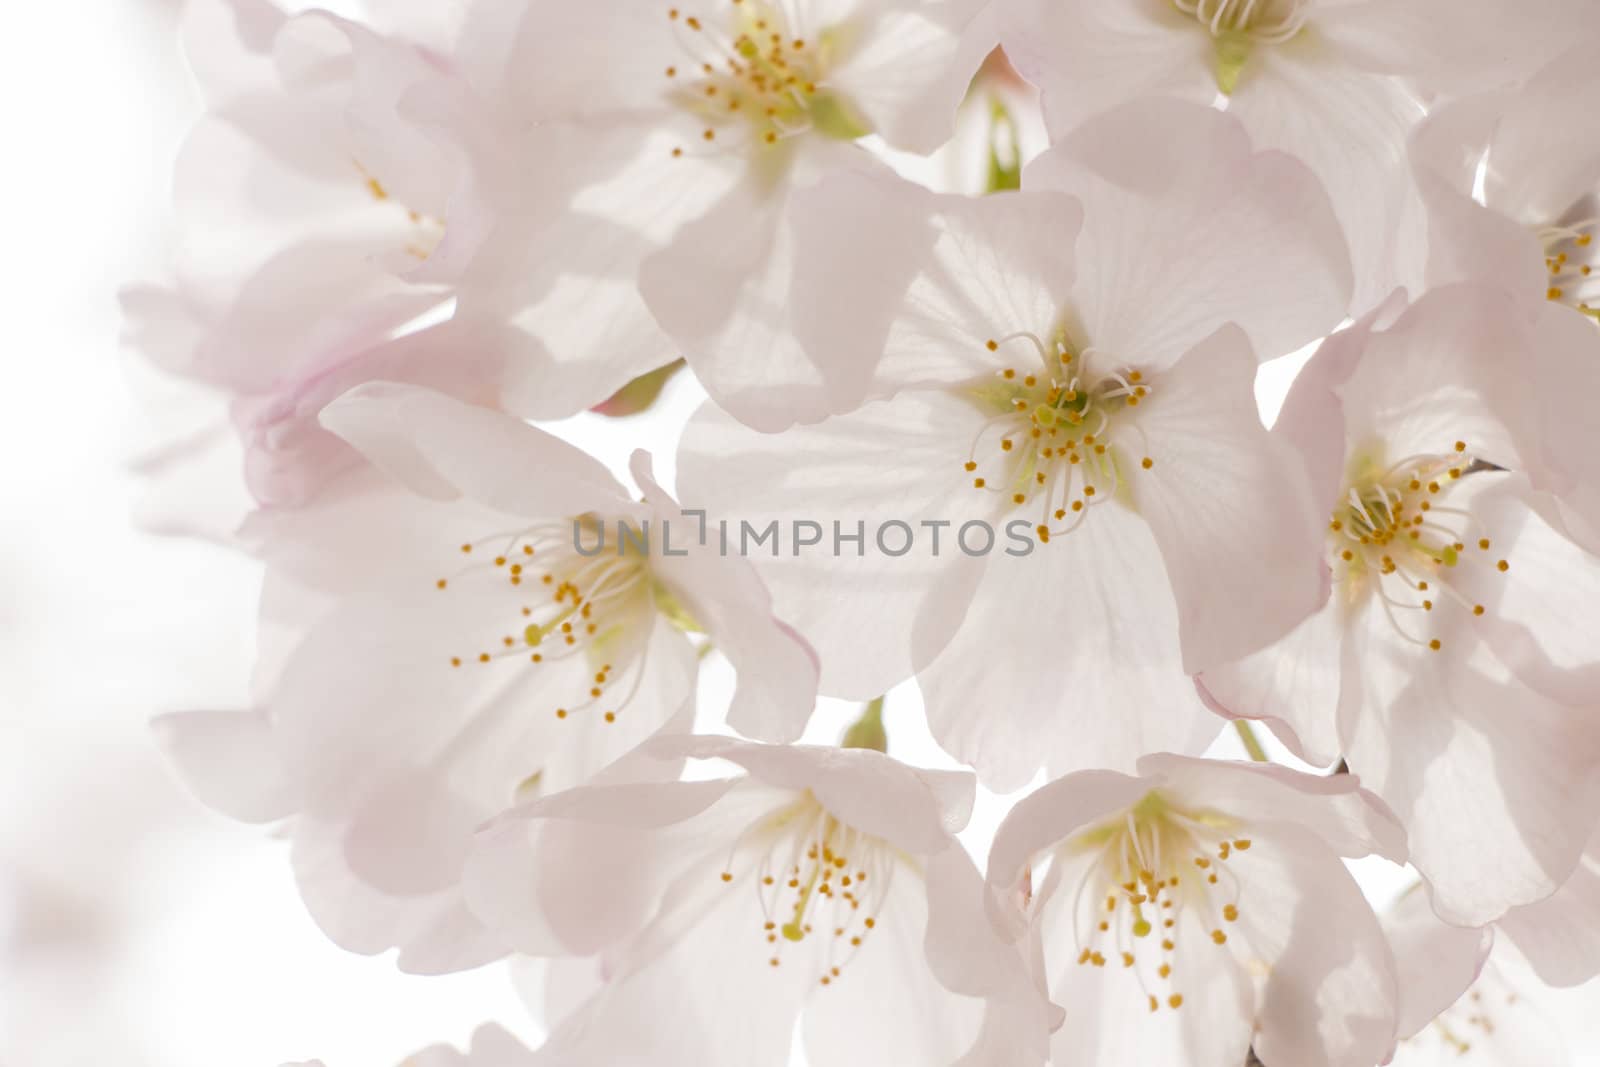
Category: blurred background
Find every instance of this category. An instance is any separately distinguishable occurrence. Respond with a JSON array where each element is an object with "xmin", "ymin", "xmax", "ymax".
[{"xmin": 2, "ymin": 3, "xmax": 1596, "ymax": 1065}]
